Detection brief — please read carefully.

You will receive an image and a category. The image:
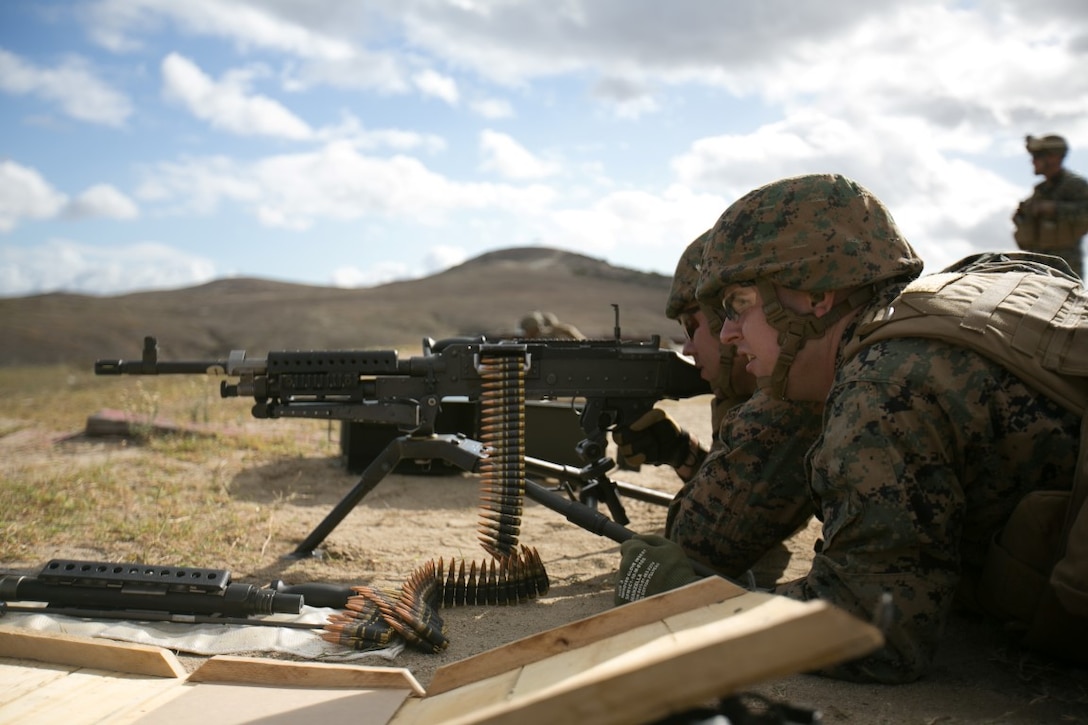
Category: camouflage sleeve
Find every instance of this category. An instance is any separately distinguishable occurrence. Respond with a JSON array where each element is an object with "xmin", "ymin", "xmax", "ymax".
[
  {"xmin": 666, "ymin": 392, "xmax": 823, "ymax": 578},
  {"xmin": 776, "ymin": 373, "xmax": 962, "ymax": 682},
  {"xmin": 776, "ymin": 335, "xmax": 1081, "ymax": 683},
  {"xmin": 1055, "ymin": 173, "xmax": 1088, "ymax": 225}
]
